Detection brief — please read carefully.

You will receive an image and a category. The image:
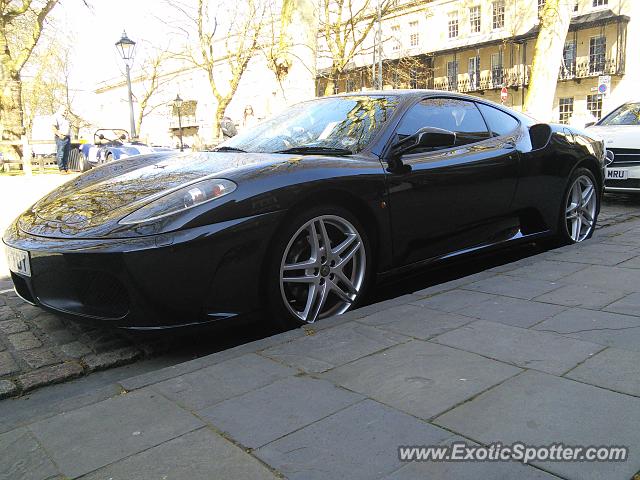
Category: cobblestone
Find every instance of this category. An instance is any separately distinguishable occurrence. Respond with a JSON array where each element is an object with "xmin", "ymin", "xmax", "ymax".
[
  {"xmin": 17, "ymin": 362, "xmax": 84, "ymax": 392},
  {"xmin": 20, "ymin": 348, "xmax": 60, "ymax": 369},
  {"xmin": 0, "ymin": 379, "xmax": 17, "ymax": 399},
  {"xmin": 0, "ymin": 318, "xmax": 28, "ymax": 335},
  {"xmin": 0, "ymin": 351, "xmax": 18, "ymax": 376},
  {"xmin": 8, "ymin": 331, "xmax": 43, "ymax": 351}
]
